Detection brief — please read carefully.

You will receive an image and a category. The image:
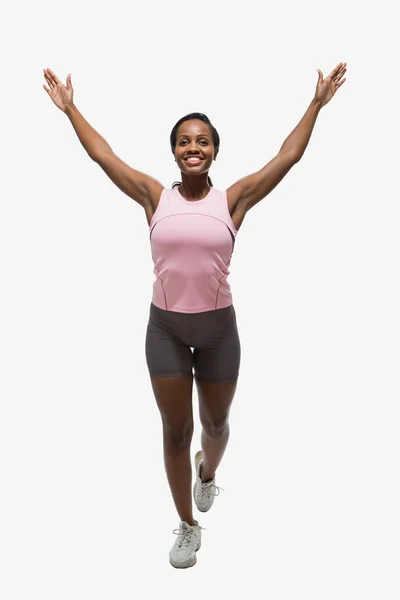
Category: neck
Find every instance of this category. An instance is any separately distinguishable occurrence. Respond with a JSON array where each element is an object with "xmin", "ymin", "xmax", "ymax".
[{"xmin": 178, "ymin": 173, "xmax": 211, "ymax": 200}]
